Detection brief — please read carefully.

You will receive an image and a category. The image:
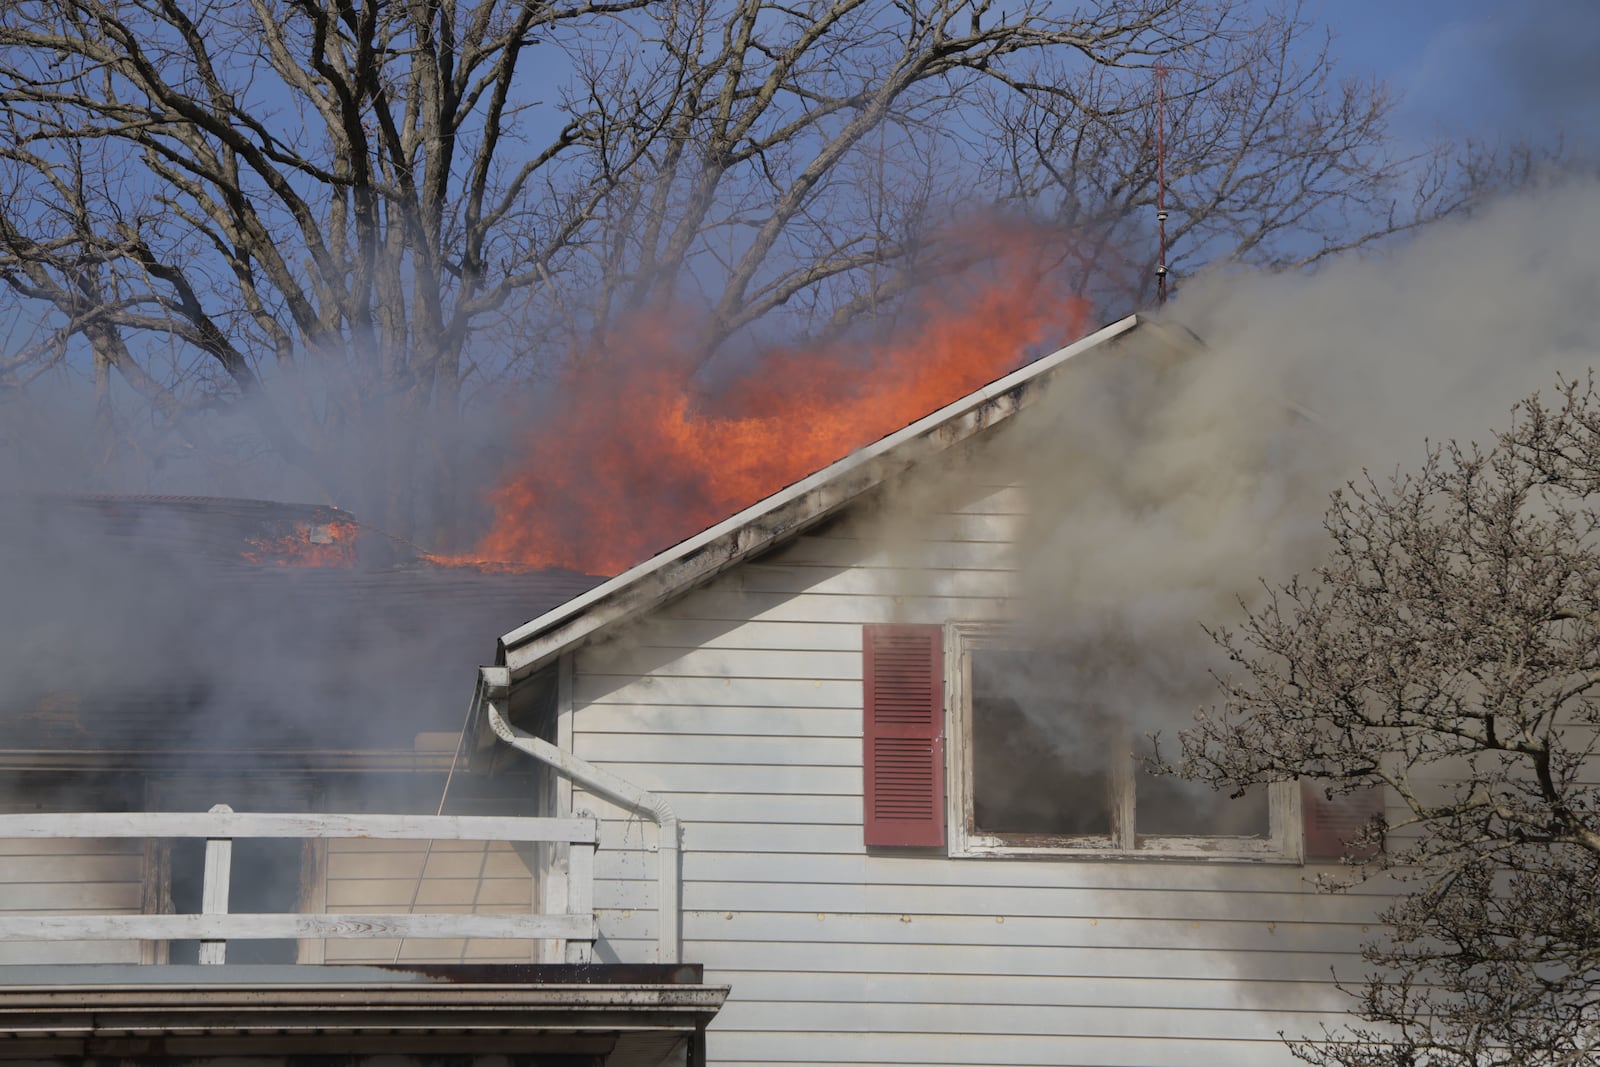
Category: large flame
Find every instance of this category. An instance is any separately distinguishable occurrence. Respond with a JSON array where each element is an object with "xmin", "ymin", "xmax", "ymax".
[{"xmin": 464, "ymin": 228, "xmax": 1092, "ymax": 575}]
